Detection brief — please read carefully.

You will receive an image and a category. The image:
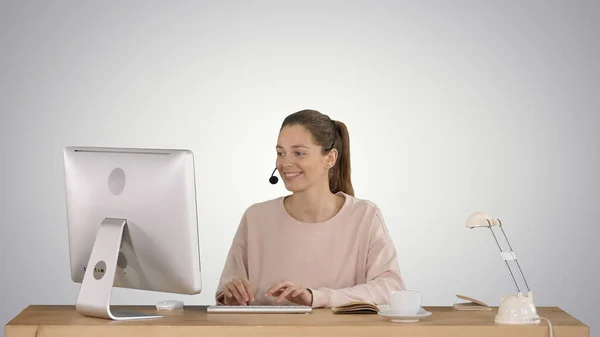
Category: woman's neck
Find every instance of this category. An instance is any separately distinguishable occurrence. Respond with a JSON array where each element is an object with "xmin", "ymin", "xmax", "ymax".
[{"xmin": 285, "ymin": 187, "xmax": 344, "ymax": 223}]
